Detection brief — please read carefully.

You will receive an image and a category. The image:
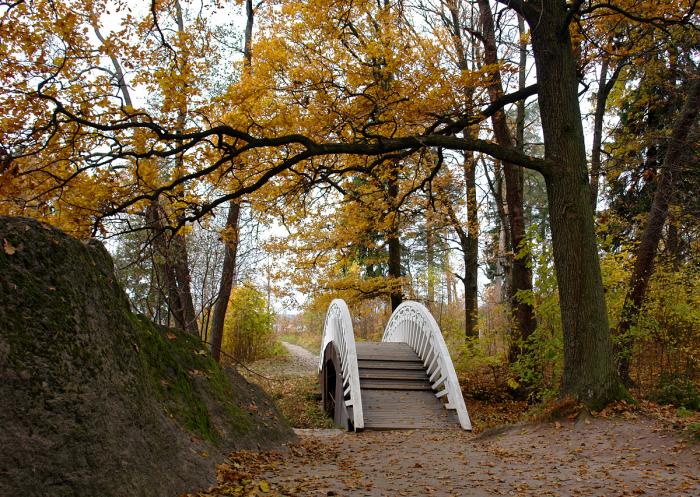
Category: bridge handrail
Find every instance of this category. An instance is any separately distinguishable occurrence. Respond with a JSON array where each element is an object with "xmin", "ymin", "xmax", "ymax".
[
  {"xmin": 382, "ymin": 301, "xmax": 472, "ymax": 430},
  {"xmin": 319, "ymin": 299, "xmax": 364, "ymax": 430}
]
